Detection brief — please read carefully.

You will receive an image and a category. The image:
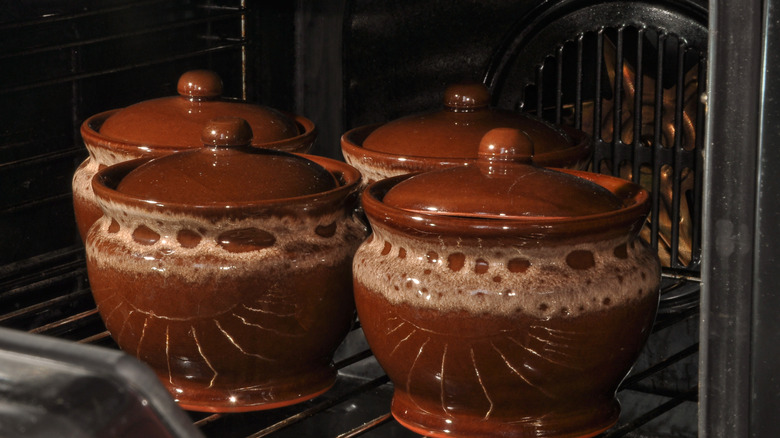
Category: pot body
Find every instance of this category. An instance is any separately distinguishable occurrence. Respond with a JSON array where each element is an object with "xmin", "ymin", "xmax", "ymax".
[
  {"xmin": 85, "ymin": 157, "xmax": 366, "ymax": 412},
  {"xmin": 73, "ymin": 110, "xmax": 317, "ymax": 240},
  {"xmin": 353, "ymin": 177, "xmax": 661, "ymax": 437}
]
